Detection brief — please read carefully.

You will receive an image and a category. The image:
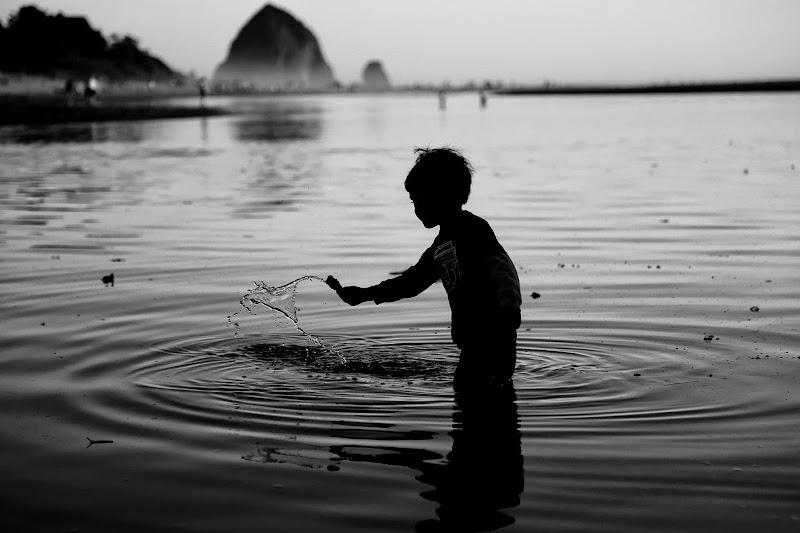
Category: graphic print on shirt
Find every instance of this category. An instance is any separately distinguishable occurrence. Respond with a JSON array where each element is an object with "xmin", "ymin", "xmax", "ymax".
[{"xmin": 434, "ymin": 240, "xmax": 461, "ymax": 291}]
